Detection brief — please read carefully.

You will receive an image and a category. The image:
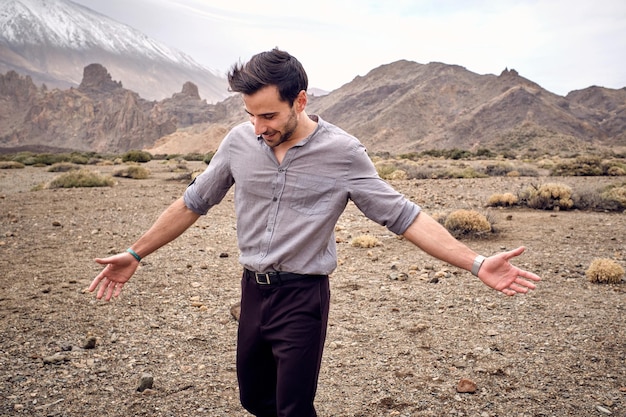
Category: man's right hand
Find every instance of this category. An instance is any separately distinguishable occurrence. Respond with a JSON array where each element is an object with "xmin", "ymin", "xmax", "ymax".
[{"xmin": 88, "ymin": 252, "xmax": 139, "ymax": 301}]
